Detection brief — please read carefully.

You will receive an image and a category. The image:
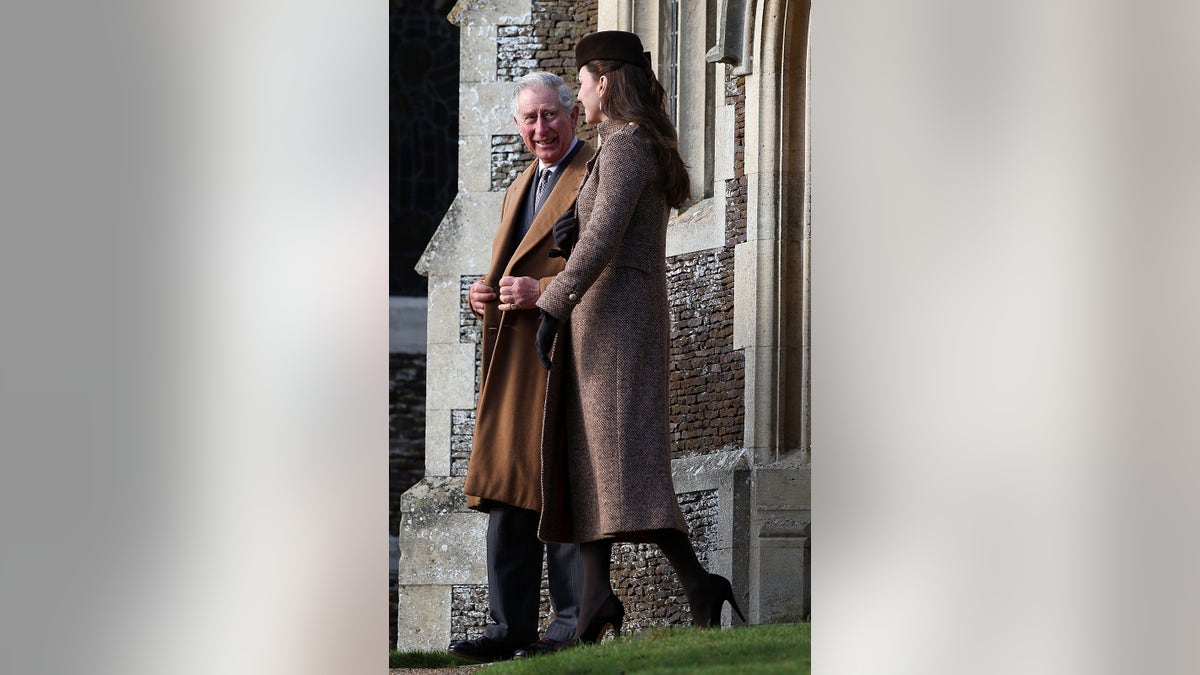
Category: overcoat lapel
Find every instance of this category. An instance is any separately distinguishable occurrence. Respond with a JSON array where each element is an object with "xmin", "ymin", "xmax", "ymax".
[
  {"xmin": 506, "ymin": 146, "xmax": 592, "ymax": 276},
  {"xmin": 484, "ymin": 166, "xmax": 536, "ymax": 289}
]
